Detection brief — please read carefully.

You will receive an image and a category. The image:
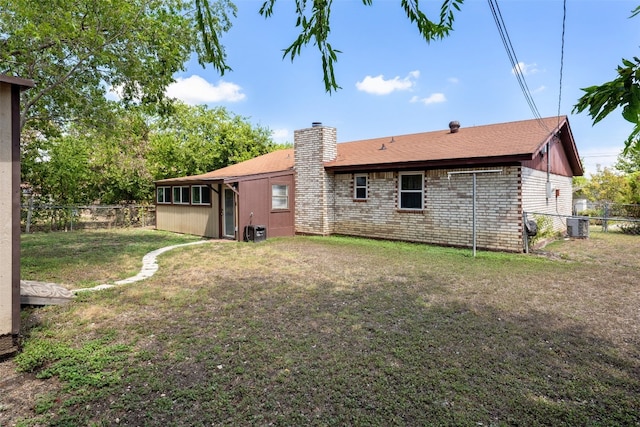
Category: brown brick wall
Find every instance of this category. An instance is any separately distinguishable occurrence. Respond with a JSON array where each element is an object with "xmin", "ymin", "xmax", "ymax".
[{"xmin": 333, "ymin": 167, "xmax": 524, "ymax": 252}]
